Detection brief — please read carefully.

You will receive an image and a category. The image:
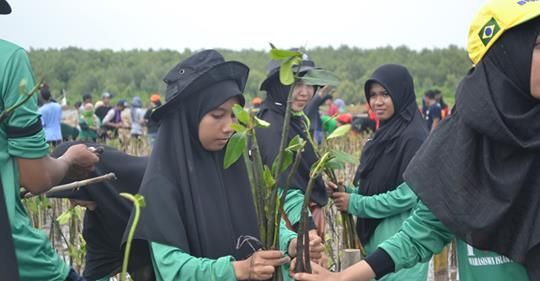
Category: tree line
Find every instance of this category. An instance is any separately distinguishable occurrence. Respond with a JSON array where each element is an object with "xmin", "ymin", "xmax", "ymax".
[{"xmin": 28, "ymin": 45, "xmax": 471, "ymax": 107}]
